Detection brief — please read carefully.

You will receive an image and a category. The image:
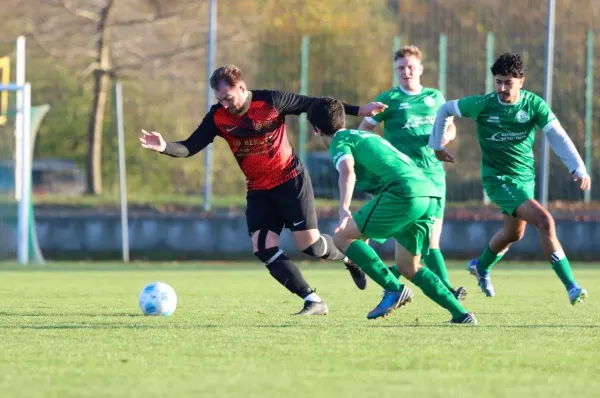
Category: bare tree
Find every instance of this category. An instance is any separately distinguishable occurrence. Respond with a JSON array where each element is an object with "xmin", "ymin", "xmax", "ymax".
[{"xmin": 23, "ymin": 0, "xmax": 262, "ymax": 195}]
